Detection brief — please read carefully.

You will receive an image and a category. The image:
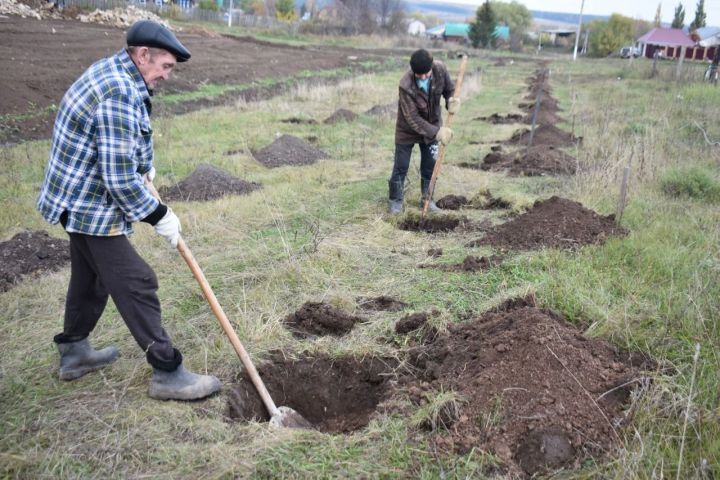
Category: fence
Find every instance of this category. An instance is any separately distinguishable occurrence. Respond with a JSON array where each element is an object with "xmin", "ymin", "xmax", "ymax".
[{"xmin": 64, "ymin": 0, "xmax": 300, "ymax": 34}]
